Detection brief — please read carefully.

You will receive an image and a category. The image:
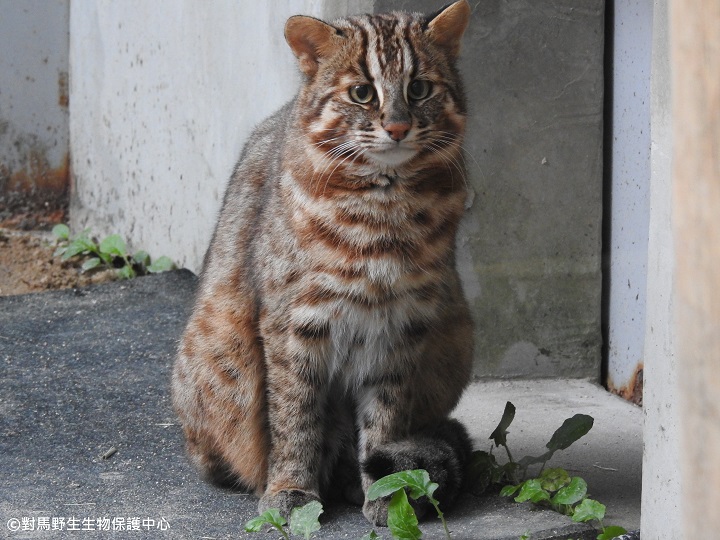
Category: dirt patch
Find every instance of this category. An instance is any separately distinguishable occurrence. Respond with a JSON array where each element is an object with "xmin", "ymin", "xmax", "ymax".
[{"xmin": 0, "ymin": 228, "xmax": 116, "ymax": 297}]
